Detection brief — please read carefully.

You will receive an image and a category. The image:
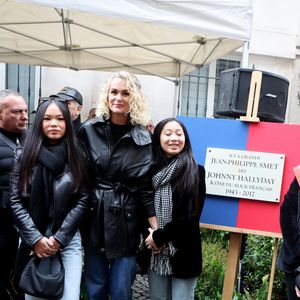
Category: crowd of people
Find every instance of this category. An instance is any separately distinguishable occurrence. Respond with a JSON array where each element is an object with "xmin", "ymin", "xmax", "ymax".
[
  {"xmin": 0, "ymin": 71, "xmax": 206, "ymax": 300},
  {"xmin": 2, "ymin": 70, "xmax": 300, "ymax": 300}
]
